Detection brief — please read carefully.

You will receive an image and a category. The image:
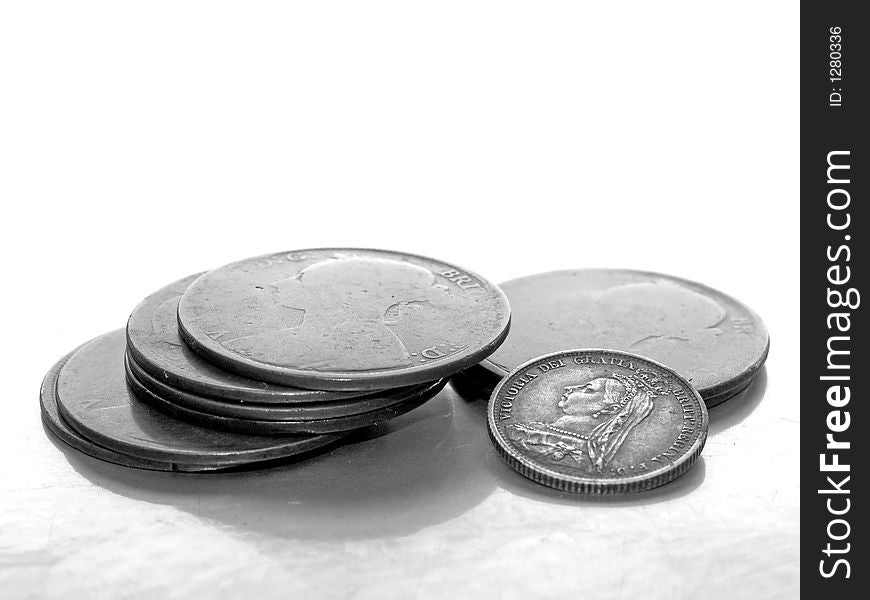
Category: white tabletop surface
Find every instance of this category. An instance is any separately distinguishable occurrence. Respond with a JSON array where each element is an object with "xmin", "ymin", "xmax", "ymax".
[{"xmin": 1, "ymin": 2, "xmax": 798, "ymax": 598}]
